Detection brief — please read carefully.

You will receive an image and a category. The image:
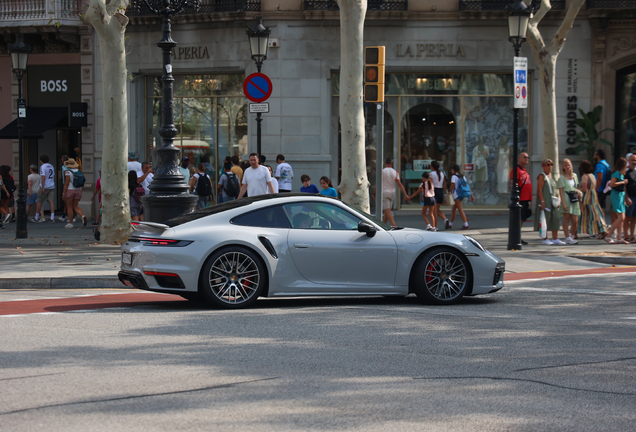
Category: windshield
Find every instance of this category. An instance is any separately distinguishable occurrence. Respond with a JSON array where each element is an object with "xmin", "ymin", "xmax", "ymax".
[{"xmin": 339, "ymin": 201, "xmax": 392, "ymax": 231}]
